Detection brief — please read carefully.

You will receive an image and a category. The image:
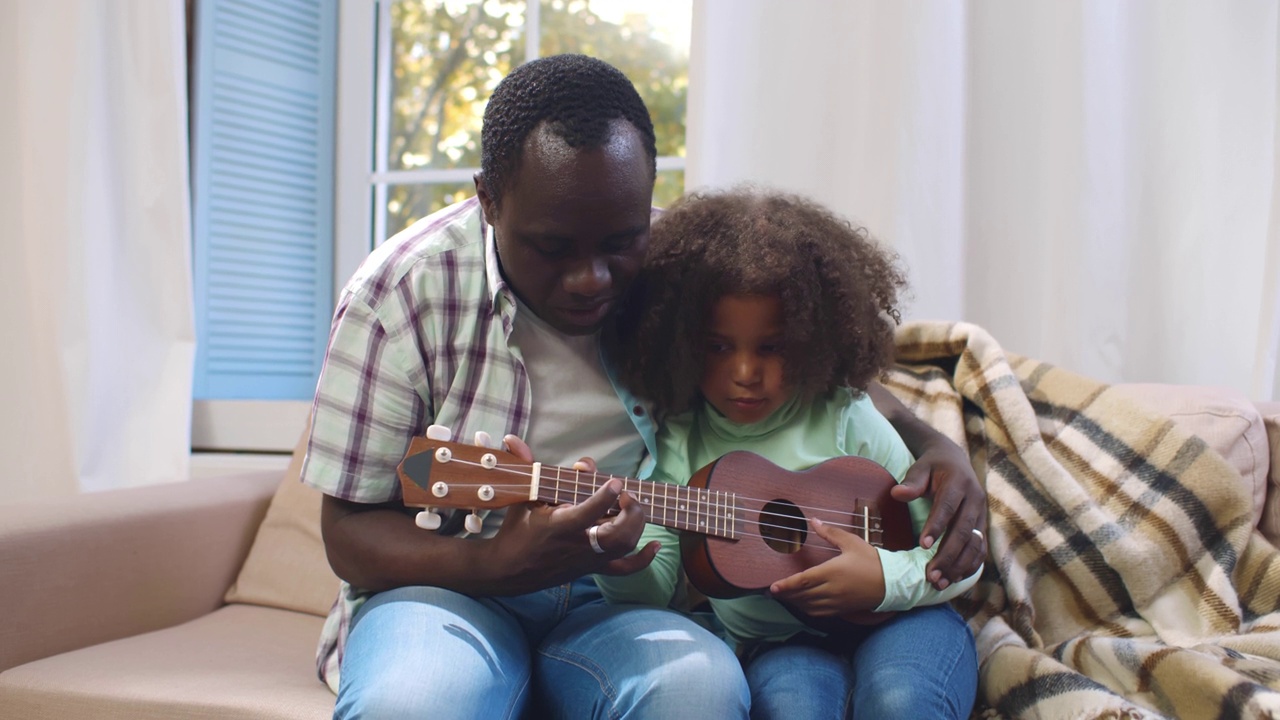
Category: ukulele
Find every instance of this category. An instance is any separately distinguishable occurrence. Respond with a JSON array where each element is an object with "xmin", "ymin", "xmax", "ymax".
[{"xmin": 397, "ymin": 427, "xmax": 916, "ymax": 629}]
